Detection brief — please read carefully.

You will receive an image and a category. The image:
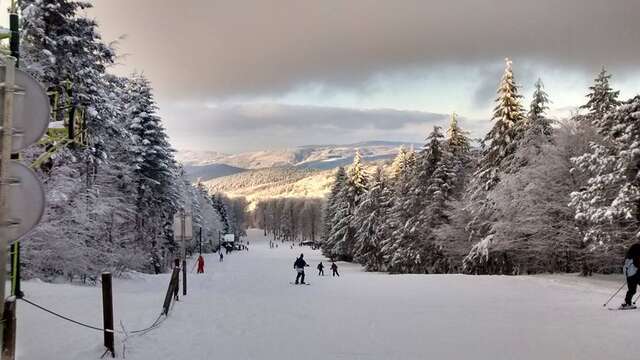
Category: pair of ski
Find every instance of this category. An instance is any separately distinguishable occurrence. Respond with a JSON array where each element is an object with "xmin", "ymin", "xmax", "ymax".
[
  {"xmin": 608, "ymin": 304, "xmax": 637, "ymax": 311},
  {"xmin": 289, "ymin": 282, "xmax": 311, "ymax": 286}
]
